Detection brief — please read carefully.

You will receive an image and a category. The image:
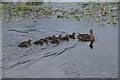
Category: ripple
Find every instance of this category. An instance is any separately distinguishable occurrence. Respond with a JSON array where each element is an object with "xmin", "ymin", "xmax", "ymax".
[{"xmin": 9, "ymin": 29, "xmax": 28, "ymax": 33}]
